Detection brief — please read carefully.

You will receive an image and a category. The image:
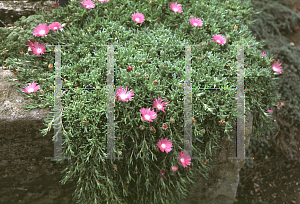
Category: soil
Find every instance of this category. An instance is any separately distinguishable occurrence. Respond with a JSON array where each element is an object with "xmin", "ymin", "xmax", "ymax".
[{"xmin": 235, "ymin": 0, "xmax": 300, "ymax": 203}]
